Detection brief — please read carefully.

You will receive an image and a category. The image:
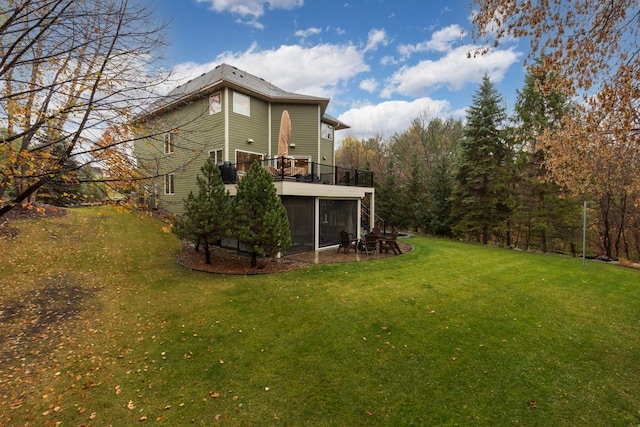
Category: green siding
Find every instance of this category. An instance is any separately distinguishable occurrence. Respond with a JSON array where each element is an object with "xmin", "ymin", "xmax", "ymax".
[
  {"xmin": 229, "ymin": 91, "xmax": 269, "ymax": 165},
  {"xmin": 134, "ymin": 93, "xmax": 227, "ymax": 215},
  {"xmin": 135, "ymin": 86, "xmax": 344, "ymax": 216},
  {"xmin": 271, "ymin": 104, "xmax": 320, "ymax": 161},
  {"xmin": 320, "ymin": 126, "xmax": 335, "ymax": 165}
]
